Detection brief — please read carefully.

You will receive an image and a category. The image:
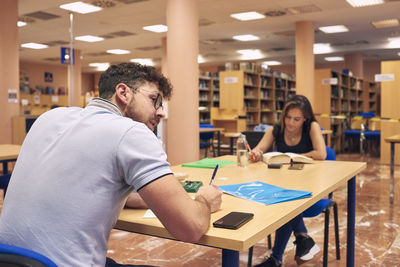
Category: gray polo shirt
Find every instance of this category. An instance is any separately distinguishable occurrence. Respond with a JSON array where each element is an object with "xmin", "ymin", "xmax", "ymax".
[{"xmin": 0, "ymin": 98, "xmax": 172, "ymax": 266}]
